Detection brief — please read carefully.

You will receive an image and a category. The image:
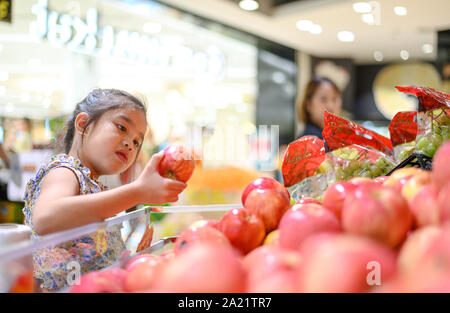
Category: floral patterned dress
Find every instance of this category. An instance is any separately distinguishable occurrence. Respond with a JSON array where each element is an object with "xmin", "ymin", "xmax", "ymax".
[{"xmin": 23, "ymin": 154, "xmax": 125, "ymax": 291}]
